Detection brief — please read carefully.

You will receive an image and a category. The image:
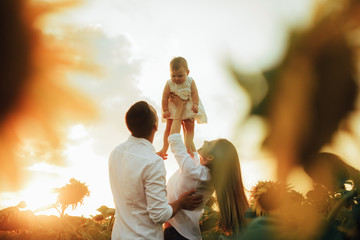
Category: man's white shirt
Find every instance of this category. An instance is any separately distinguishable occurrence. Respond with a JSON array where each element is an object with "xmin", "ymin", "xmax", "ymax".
[{"xmin": 109, "ymin": 136, "xmax": 173, "ymax": 240}]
